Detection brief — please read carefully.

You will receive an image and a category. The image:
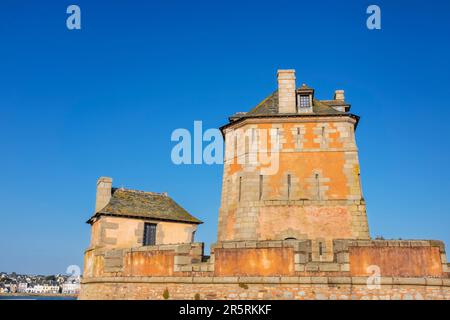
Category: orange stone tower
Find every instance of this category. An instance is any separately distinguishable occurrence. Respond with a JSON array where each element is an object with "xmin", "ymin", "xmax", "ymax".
[{"xmin": 217, "ymin": 69, "xmax": 370, "ymax": 261}]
